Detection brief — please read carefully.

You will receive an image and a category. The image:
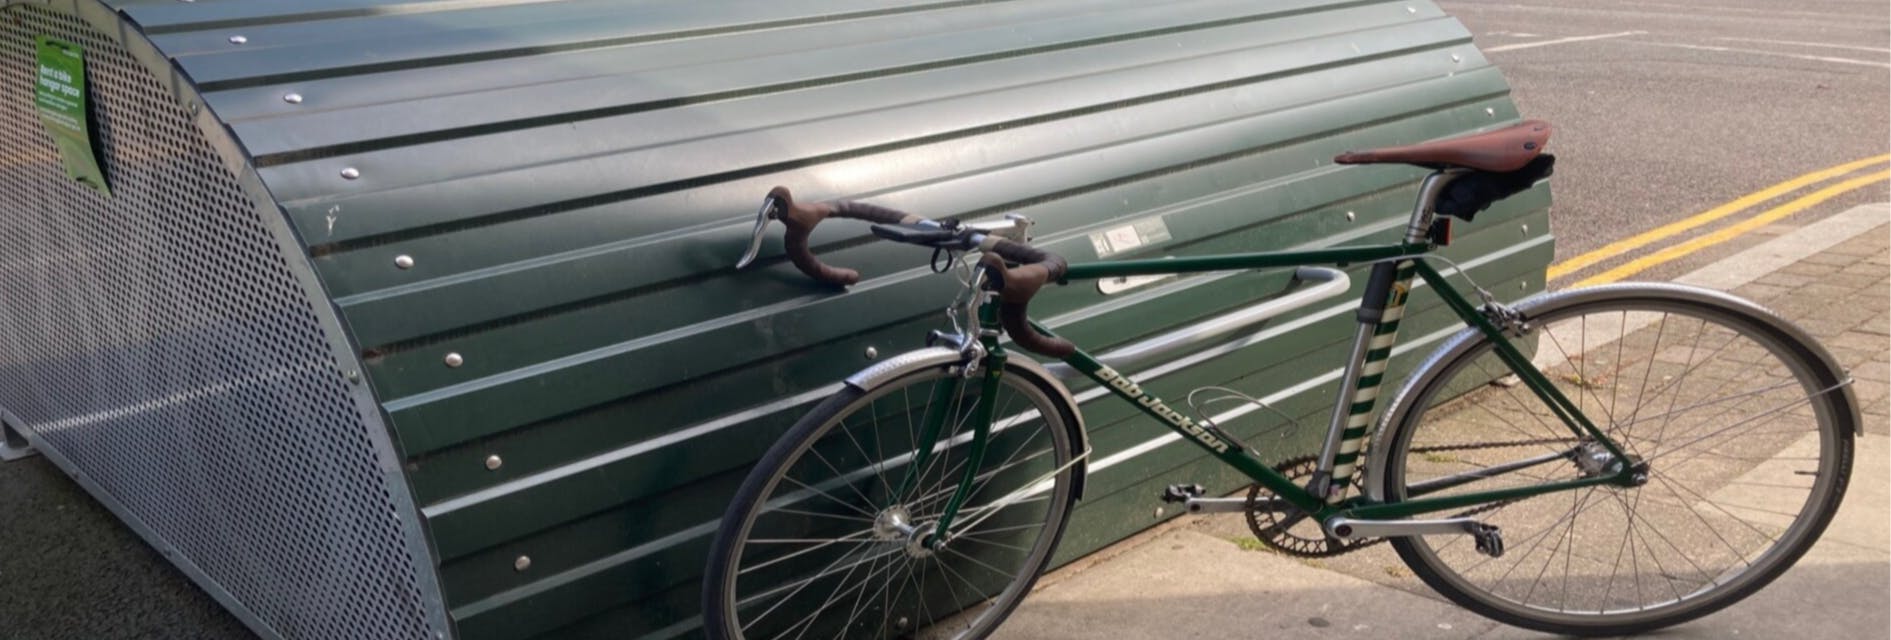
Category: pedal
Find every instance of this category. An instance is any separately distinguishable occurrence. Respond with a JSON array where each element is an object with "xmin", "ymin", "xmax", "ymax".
[
  {"xmin": 1471, "ymin": 524, "xmax": 1505, "ymax": 558},
  {"xmin": 1159, "ymin": 483, "xmax": 1205, "ymax": 504}
]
